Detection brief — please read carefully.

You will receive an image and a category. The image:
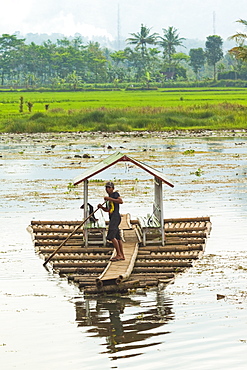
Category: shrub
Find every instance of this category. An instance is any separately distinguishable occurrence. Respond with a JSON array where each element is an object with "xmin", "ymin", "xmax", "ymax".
[
  {"xmin": 133, "ymin": 119, "xmax": 149, "ymax": 129},
  {"xmin": 192, "ymin": 111, "xmax": 214, "ymax": 119},
  {"xmin": 29, "ymin": 112, "xmax": 47, "ymax": 120},
  {"xmin": 94, "ymin": 122, "xmax": 109, "ymax": 131},
  {"xmin": 86, "ymin": 110, "xmax": 106, "ymax": 122},
  {"xmin": 109, "ymin": 122, "xmax": 132, "ymax": 132},
  {"xmin": 5, "ymin": 119, "xmax": 48, "ymax": 133}
]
